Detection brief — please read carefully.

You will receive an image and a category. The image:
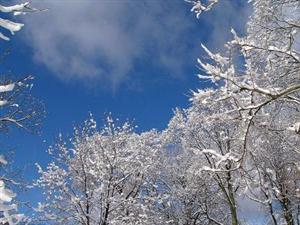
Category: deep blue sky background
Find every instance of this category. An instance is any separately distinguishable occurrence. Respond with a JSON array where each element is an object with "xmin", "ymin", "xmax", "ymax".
[{"xmin": 0, "ymin": 0, "xmax": 252, "ymax": 215}]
